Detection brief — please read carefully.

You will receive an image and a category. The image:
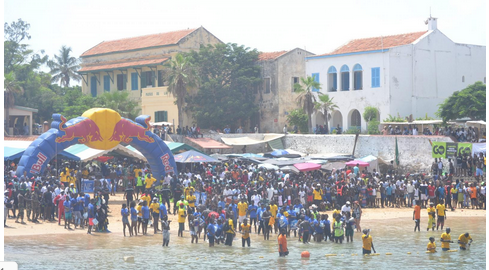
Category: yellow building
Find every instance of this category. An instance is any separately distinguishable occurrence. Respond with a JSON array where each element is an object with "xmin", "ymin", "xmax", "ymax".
[{"xmin": 79, "ymin": 27, "xmax": 223, "ymax": 126}]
